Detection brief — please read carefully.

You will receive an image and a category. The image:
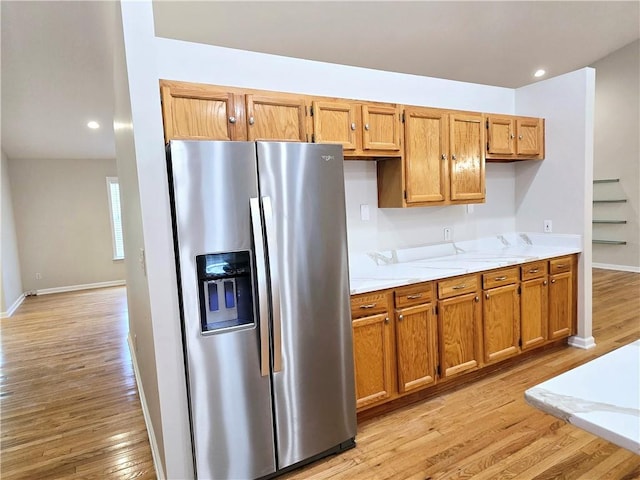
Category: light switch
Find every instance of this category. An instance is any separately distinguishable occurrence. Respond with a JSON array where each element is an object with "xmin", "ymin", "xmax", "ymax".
[{"xmin": 360, "ymin": 204, "xmax": 370, "ymax": 221}]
